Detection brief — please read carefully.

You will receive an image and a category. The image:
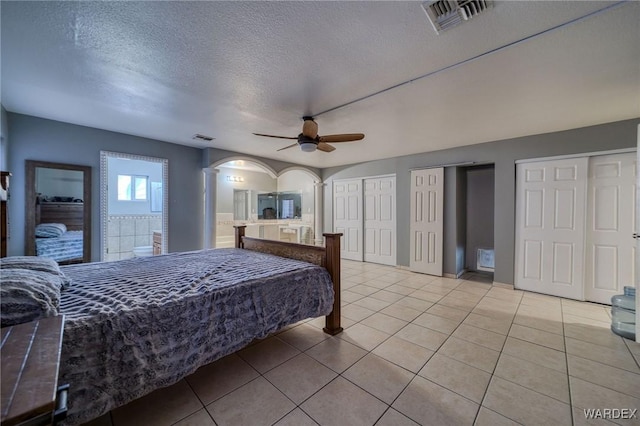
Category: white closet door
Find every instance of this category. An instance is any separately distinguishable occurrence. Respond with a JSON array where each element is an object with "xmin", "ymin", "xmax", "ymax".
[
  {"xmin": 636, "ymin": 126, "xmax": 640, "ymax": 343},
  {"xmin": 364, "ymin": 176, "xmax": 396, "ymax": 266},
  {"xmin": 515, "ymin": 158, "xmax": 588, "ymax": 299},
  {"xmin": 410, "ymin": 168, "xmax": 443, "ymax": 276},
  {"xmin": 585, "ymin": 152, "xmax": 636, "ymax": 304},
  {"xmin": 333, "ymin": 179, "xmax": 363, "ymax": 261}
]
